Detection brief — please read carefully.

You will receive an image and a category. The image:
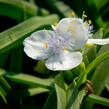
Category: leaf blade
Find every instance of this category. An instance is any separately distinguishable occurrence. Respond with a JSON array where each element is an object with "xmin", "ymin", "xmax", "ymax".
[{"xmin": 0, "ymin": 15, "xmax": 59, "ymax": 54}]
